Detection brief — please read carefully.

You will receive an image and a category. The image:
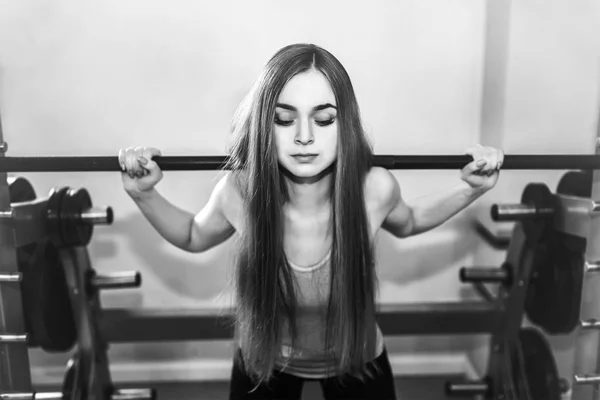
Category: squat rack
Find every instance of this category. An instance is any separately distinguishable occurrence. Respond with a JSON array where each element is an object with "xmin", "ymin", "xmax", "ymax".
[
  {"xmin": 0, "ymin": 109, "xmax": 33, "ymax": 392},
  {"xmin": 4, "ymin": 104, "xmax": 600, "ymax": 398}
]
